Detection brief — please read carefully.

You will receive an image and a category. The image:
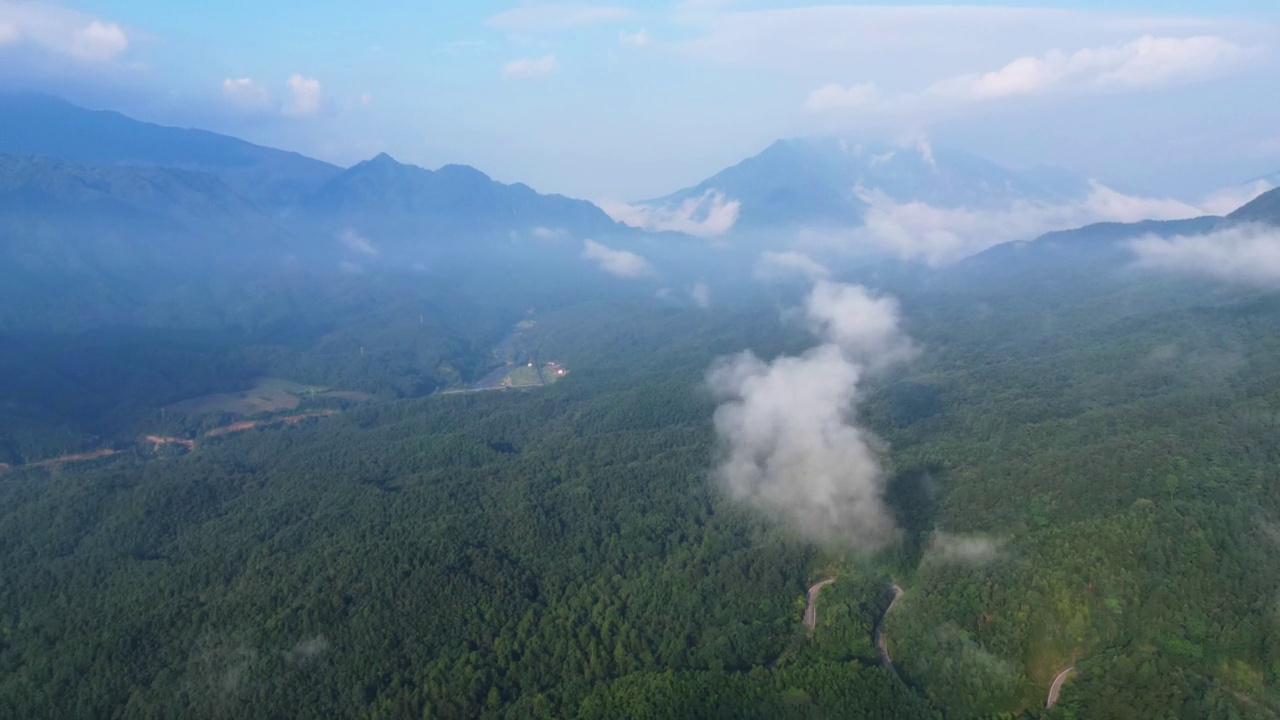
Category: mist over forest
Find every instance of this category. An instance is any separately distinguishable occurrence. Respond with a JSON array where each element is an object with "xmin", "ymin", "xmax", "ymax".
[{"xmin": 5, "ymin": 3, "xmax": 1280, "ymax": 716}]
